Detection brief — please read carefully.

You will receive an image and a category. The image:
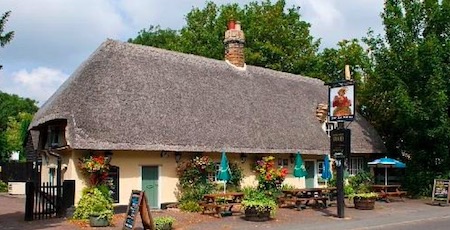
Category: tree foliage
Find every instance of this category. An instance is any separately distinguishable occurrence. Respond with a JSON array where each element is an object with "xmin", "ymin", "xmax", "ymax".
[
  {"xmin": 360, "ymin": 0, "xmax": 450, "ymax": 196},
  {"xmin": 129, "ymin": 0, "xmax": 320, "ymax": 75},
  {"xmin": 0, "ymin": 11, "xmax": 14, "ymax": 70},
  {"xmin": 0, "ymin": 92, "xmax": 38, "ymax": 162}
]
